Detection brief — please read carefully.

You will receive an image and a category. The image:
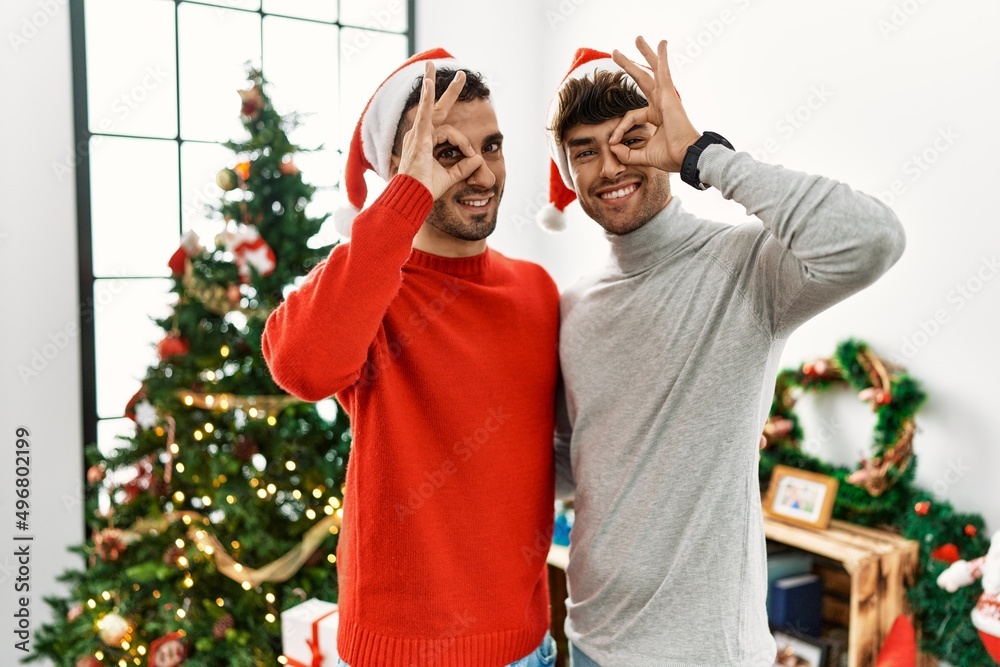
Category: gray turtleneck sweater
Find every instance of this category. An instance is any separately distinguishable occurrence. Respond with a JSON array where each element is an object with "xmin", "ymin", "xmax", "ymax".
[{"xmin": 555, "ymin": 144, "xmax": 905, "ymax": 667}]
